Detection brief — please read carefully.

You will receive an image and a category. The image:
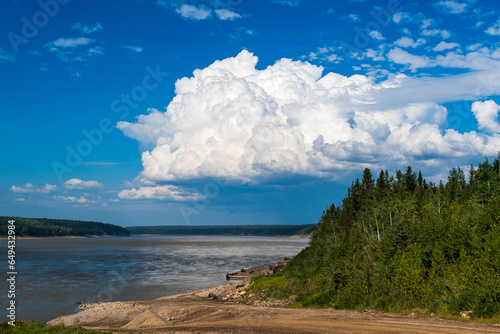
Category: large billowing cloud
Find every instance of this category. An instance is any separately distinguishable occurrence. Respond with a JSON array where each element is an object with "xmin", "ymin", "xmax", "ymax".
[{"xmin": 118, "ymin": 50, "xmax": 500, "ymax": 184}]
